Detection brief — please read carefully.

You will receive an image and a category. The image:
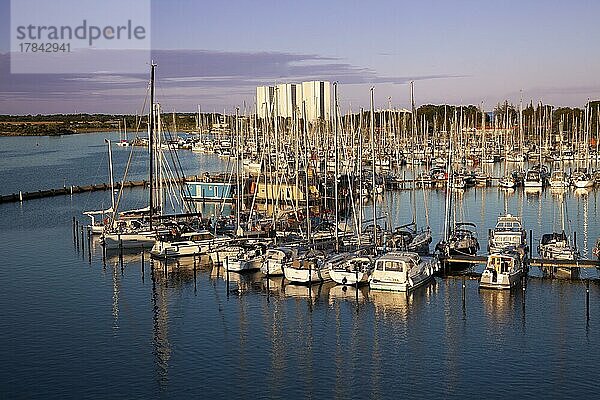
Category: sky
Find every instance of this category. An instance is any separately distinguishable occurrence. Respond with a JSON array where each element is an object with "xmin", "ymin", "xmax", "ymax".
[{"xmin": 1, "ymin": 0, "xmax": 600, "ymax": 114}]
